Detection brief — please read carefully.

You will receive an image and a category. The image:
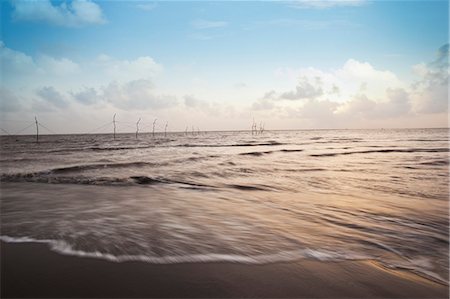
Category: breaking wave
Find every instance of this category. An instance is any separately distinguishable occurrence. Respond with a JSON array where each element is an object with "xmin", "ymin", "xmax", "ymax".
[
  {"xmin": 310, "ymin": 148, "xmax": 449, "ymax": 157},
  {"xmin": 1, "ymin": 235, "xmax": 446, "ymax": 285}
]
